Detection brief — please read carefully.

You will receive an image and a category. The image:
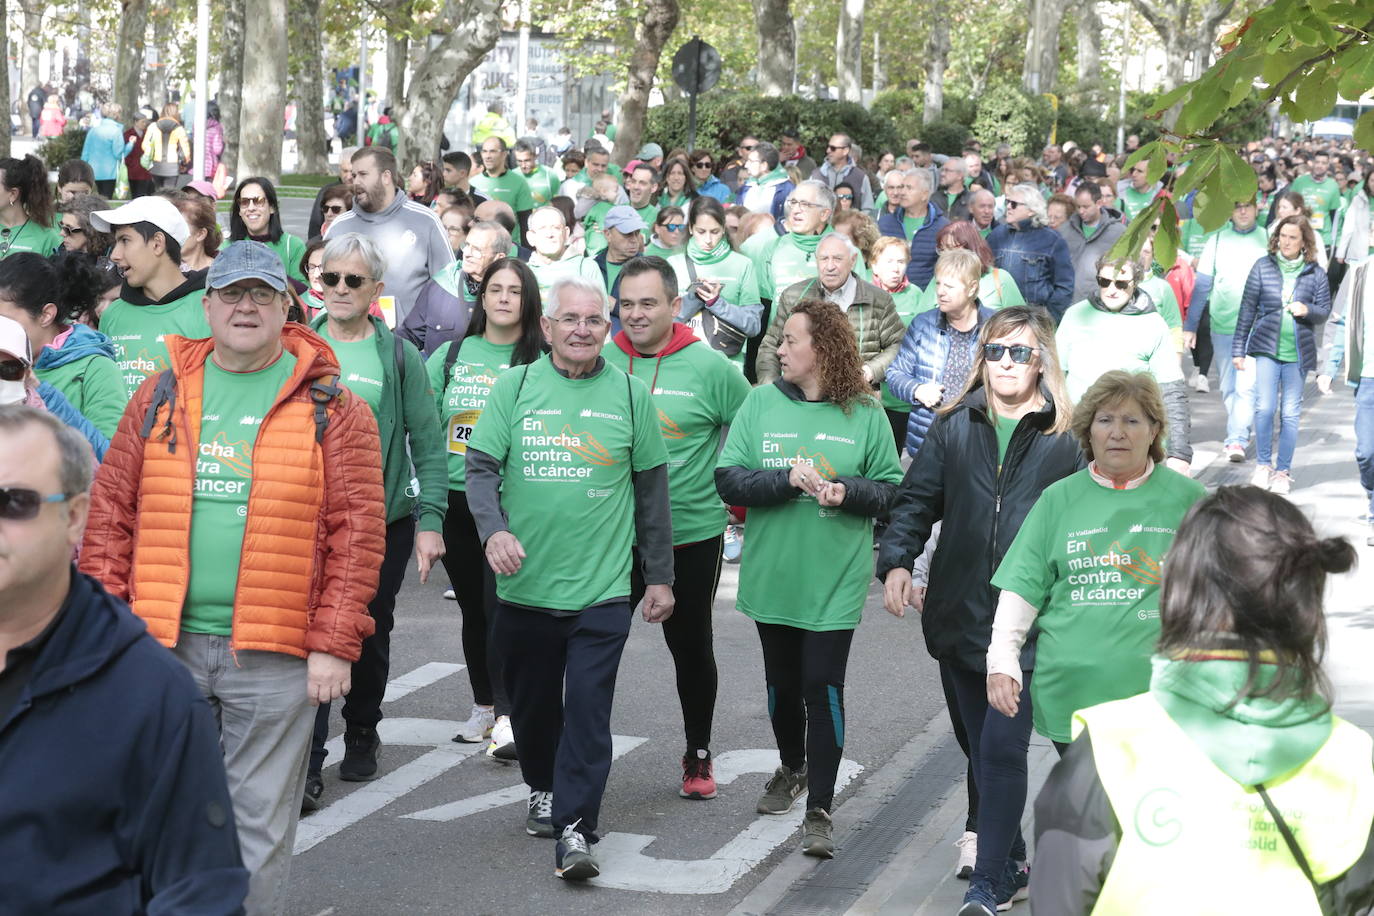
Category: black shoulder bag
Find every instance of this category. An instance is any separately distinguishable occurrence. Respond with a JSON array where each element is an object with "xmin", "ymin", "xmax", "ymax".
[{"xmin": 684, "ymin": 257, "xmax": 748, "ymax": 358}]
